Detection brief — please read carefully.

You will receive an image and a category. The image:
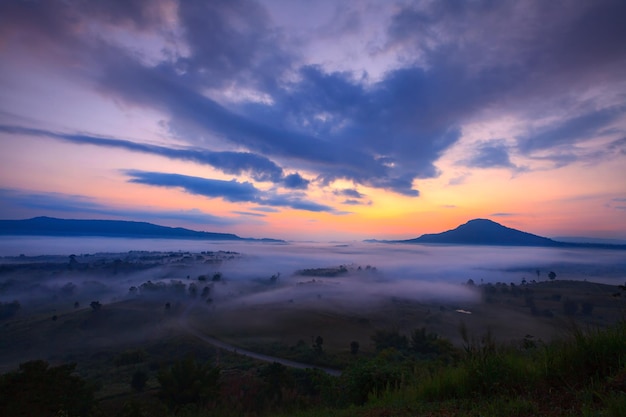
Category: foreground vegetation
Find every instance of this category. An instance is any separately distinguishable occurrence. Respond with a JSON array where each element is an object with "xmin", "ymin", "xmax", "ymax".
[{"xmin": 1, "ymin": 320, "xmax": 625, "ymax": 416}]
